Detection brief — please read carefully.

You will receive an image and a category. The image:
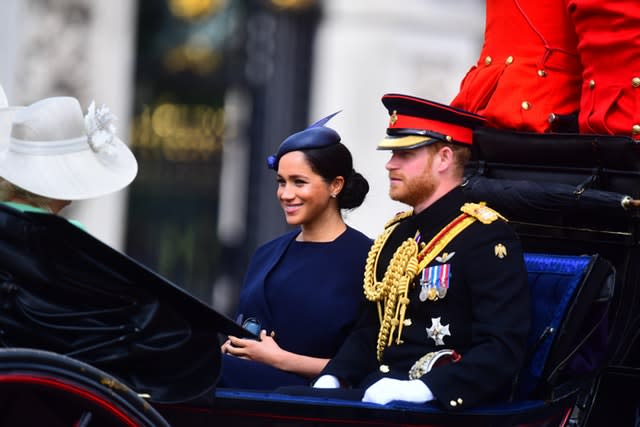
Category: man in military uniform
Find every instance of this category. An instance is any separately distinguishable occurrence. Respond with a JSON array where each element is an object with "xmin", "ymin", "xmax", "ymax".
[{"xmin": 312, "ymin": 94, "xmax": 531, "ymax": 410}]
